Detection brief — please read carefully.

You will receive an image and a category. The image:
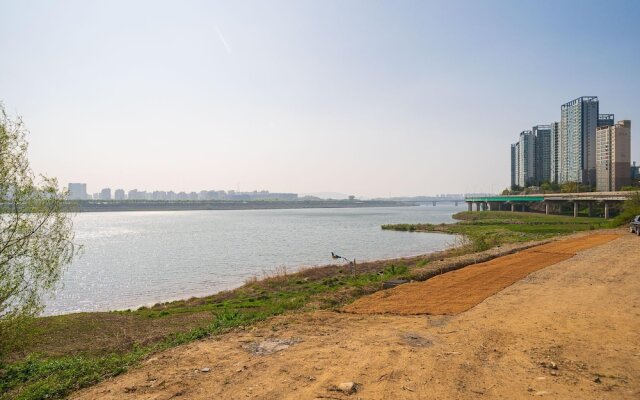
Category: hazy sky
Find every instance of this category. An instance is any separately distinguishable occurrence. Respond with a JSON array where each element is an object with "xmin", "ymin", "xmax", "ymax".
[{"xmin": 1, "ymin": 0, "xmax": 639, "ymax": 197}]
